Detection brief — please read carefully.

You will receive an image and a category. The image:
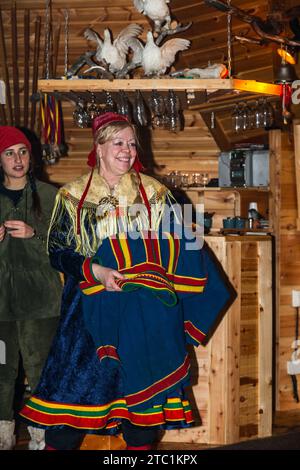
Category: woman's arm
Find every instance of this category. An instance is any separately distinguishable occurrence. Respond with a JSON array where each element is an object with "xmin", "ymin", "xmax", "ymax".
[
  {"xmin": 48, "ymin": 227, "xmax": 85, "ymax": 281},
  {"xmin": 47, "ymin": 194, "xmax": 92, "ymax": 281}
]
